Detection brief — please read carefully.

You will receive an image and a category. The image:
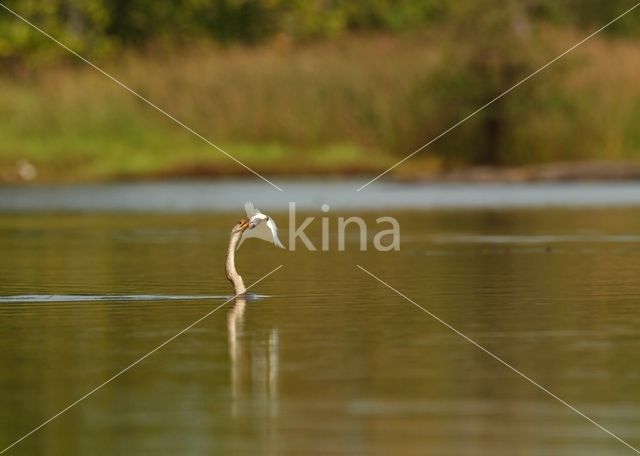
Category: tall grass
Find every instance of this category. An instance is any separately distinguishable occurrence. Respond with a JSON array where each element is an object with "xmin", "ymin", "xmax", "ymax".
[{"xmin": 1, "ymin": 27, "xmax": 639, "ymax": 181}]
